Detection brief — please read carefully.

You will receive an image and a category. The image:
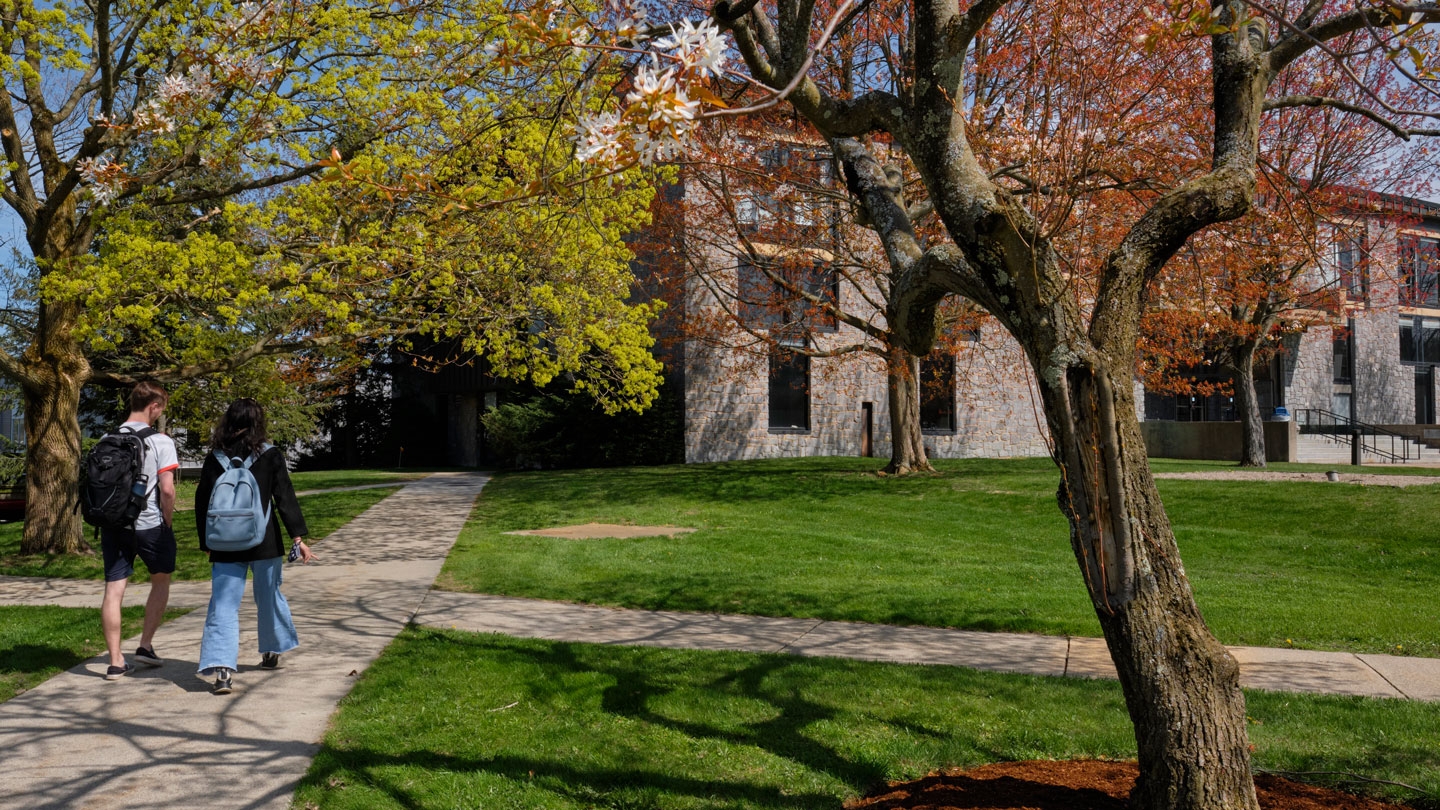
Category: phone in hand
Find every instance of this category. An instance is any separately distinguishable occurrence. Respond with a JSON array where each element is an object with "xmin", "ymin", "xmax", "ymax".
[{"xmin": 287, "ymin": 541, "xmax": 301, "ymax": 563}]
